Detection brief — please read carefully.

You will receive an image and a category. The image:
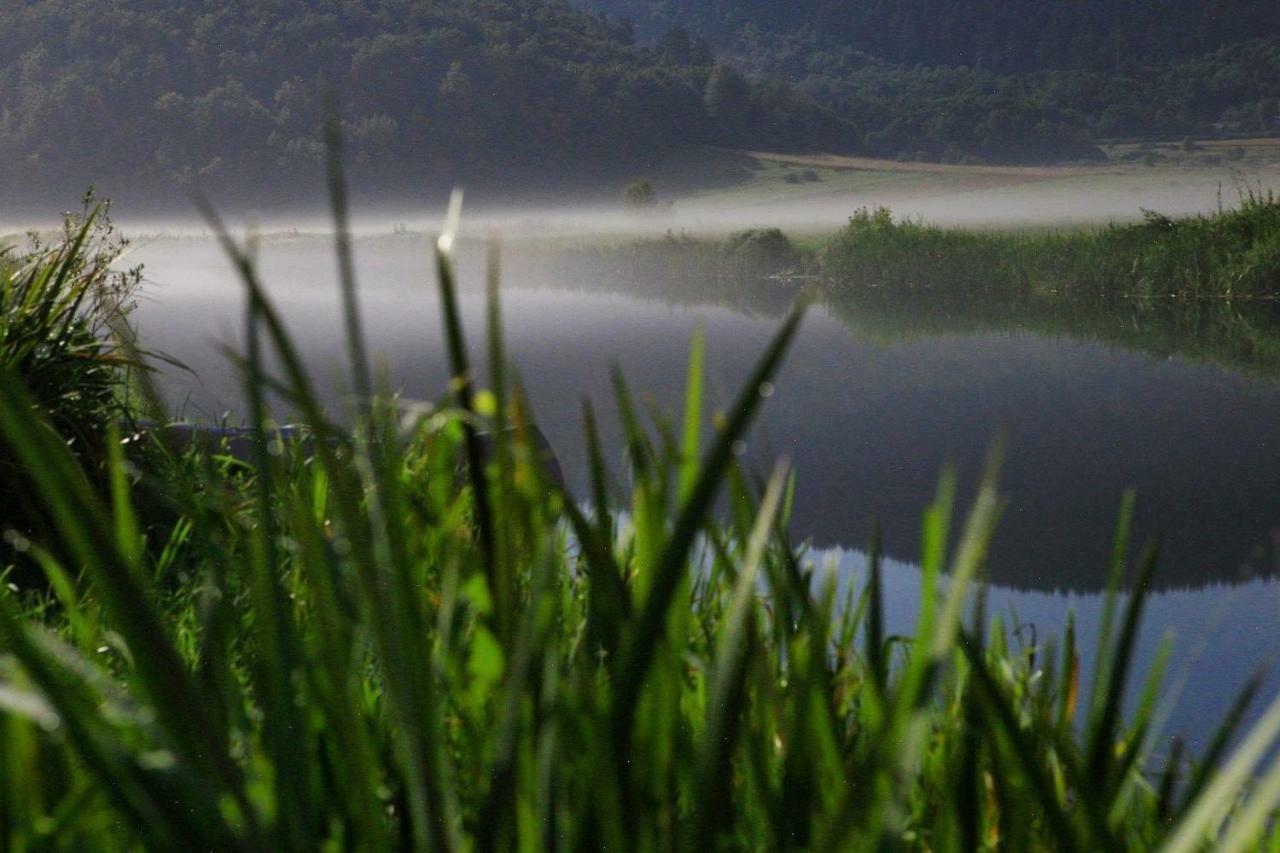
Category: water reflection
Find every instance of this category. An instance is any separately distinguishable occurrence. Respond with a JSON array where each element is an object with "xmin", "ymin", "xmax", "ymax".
[
  {"xmin": 132, "ymin": 237, "xmax": 1280, "ymax": 595},
  {"xmin": 822, "ymin": 546, "xmax": 1280, "ymax": 755}
]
